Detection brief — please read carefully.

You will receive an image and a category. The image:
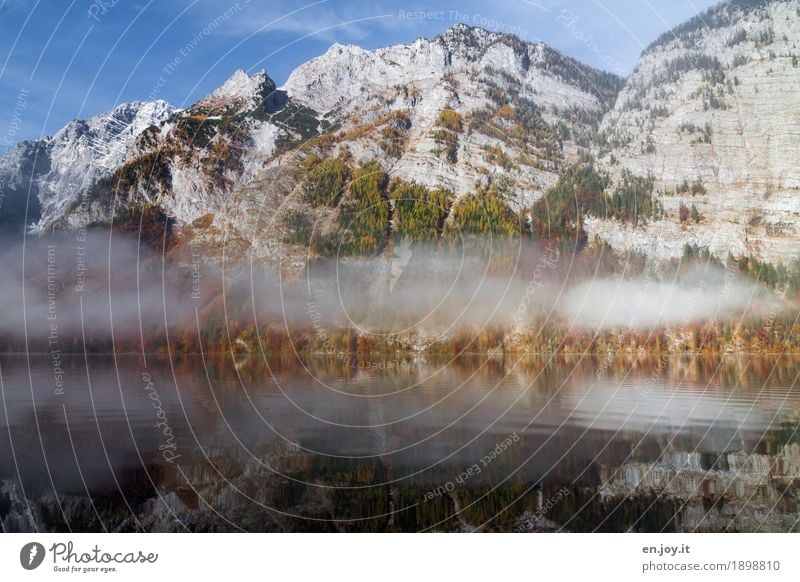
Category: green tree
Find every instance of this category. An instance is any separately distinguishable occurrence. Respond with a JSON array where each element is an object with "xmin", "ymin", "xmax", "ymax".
[
  {"xmin": 690, "ymin": 204, "xmax": 701, "ymax": 223},
  {"xmin": 336, "ymin": 161, "xmax": 389, "ymax": 255},
  {"xmin": 391, "ymin": 180, "xmax": 452, "ymax": 242},
  {"xmin": 447, "ymin": 178, "xmax": 524, "ymax": 239},
  {"xmin": 531, "ymin": 159, "xmax": 609, "ymax": 247},
  {"xmin": 302, "ymin": 157, "xmax": 349, "ymax": 207},
  {"xmin": 609, "ymin": 171, "xmax": 663, "ymax": 226}
]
